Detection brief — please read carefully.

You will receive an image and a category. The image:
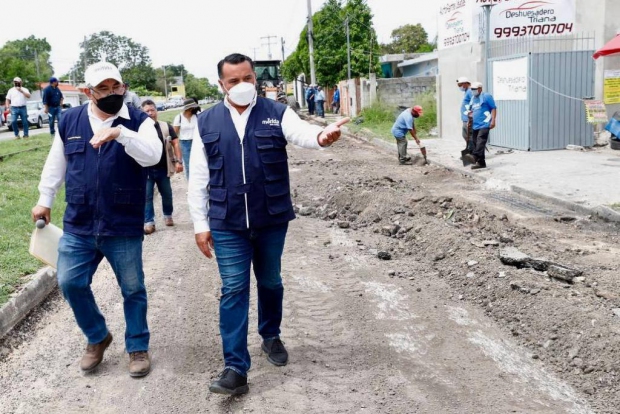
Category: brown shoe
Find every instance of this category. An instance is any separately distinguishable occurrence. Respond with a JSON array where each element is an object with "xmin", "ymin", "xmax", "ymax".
[
  {"xmin": 164, "ymin": 217, "xmax": 174, "ymax": 226},
  {"xmin": 144, "ymin": 225, "xmax": 156, "ymax": 235},
  {"xmin": 129, "ymin": 351, "xmax": 151, "ymax": 377},
  {"xmin": 80, "ymin": 333, "xmax": 113, "ymax": 372}
]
